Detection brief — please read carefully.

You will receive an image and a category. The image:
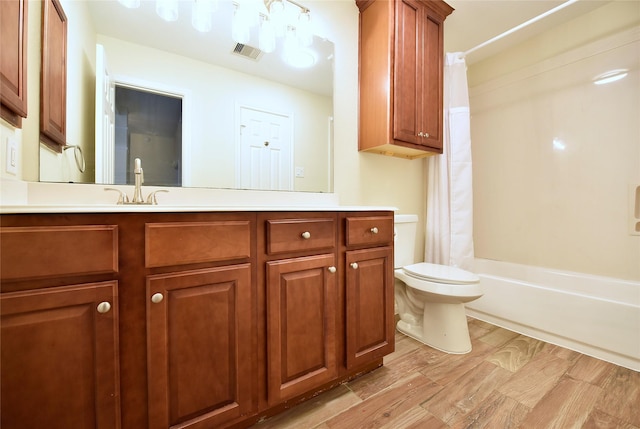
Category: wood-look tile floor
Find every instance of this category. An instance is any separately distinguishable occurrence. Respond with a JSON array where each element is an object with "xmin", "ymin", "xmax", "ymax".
[{"xmin": 251, "ymin": 318, "xmax": 640, "ymax": 429}]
